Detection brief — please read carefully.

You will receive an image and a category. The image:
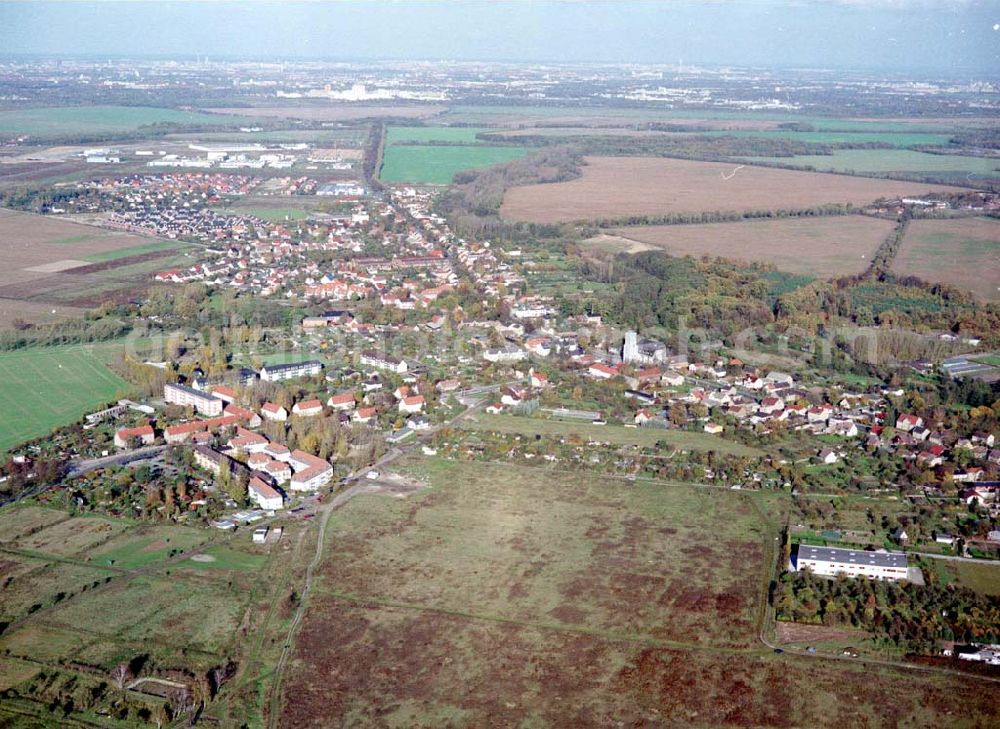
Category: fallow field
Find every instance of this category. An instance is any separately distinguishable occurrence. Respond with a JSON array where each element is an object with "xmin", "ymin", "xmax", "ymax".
[
  {"xmin": 460, "ymin": 412, "xmax": 763, "ymax": 456},
  {"xmin": 0, "ymin": 208, "xmax": 189, "ymax": 325},
  {"xmin": 893, "ymin": 217, "xmax": 1000, "ymax": 301},
  {"xmin": 0, "ymin": 503, "xmax": 309, "ymax": 726},
  {"xmin": 500, "ymin": 156, "xmax": 968, "ymax": 224},
  {"xmin": 604, "ymin": 215, "xmax": 897, "ymax": 278},
  {"xmin": 280, "ymin": 456, "xmax": 999, "ymax": 727}
]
